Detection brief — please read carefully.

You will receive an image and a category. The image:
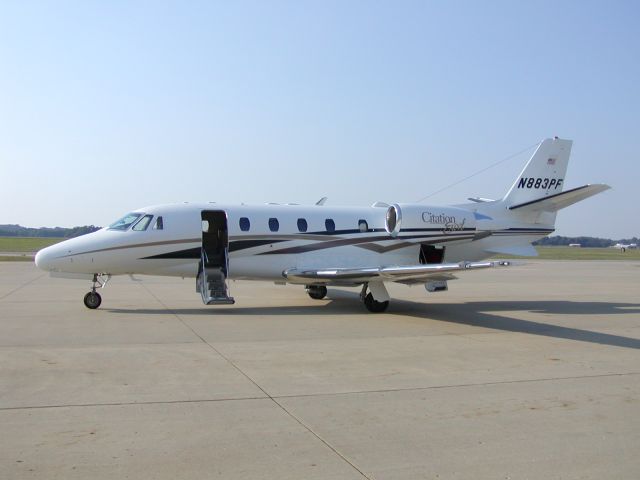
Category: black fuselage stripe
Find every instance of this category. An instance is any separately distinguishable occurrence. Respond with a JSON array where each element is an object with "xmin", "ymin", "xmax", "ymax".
[
  {"xmin": 138, "ymin": 232, "xmax": 478, "ymax": 259},
  {"xmin": 257, "ymin": 233, "xmax": 475, "ymax": 255},
  {"xmin": 142, "ymin": 247, "xmax": 201, "ymax": 260},
  {"xmin": 133, "ymin": 228, "xmax": 551, "ymax": 259}
]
